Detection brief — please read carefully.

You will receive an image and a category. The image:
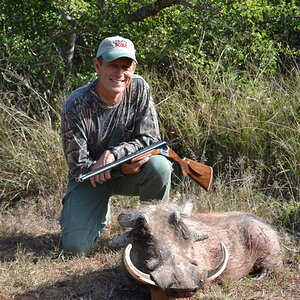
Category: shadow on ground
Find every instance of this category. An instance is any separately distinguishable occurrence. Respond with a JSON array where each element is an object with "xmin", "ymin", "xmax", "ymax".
[
  {"xmin": 13, "ymin": 266, "xmax": 150, "ymax": 300},
  {"xmin": 0, "ymin": 233, "xmax": 60, "ymax": 262},
  {"xmin": 0, "ymin": 233, "xmax": 150, "ymax": 300}
]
